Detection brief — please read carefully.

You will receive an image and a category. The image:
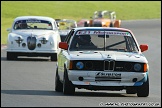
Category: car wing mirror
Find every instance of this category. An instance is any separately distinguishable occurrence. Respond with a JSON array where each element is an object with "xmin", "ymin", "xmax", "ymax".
[
  {"xmin": 140, "ymin": 44, "xmax": 148, "ymax": 52},
  {"xmin": 6, "ymin": 28, "xmax": 11, "ymax": 32},
  {"xmin": 59, "ymin": 42, "xmax": 68, "ymax": 50}
]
